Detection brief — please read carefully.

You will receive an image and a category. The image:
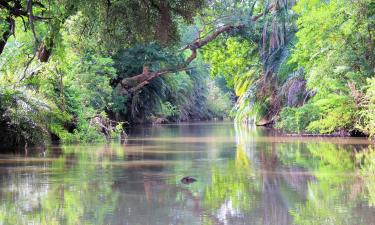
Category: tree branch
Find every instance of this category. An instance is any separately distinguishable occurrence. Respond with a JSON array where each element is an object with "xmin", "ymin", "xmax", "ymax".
[
  {"xmin": 117, "ymin": 4, "xmax": 275, "ymax": 94},
  {"xmin": 28, "ymin": 0, "xmax": 39, "ymax": 46},
  {"xmin": 0, "ymin": 0, "xmax": 51, "ymax": 56},
  {"xmin": 0, "ymin": 0, "xmax": 28, "ymax": 16}
]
